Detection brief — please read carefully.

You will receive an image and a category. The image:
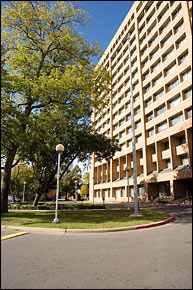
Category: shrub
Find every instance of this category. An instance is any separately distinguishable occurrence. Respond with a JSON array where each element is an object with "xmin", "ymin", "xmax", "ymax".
[
  {"xmin": 155, "ymin": 196, "xmax": 173, "ymax": 204},
  {"xmin": 37, "ymin": 205, "xmax": 53, "ymax": 210},
  {"xmin": 20, "ymin": 204, "xmax": 37, "ymax": 210}
]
